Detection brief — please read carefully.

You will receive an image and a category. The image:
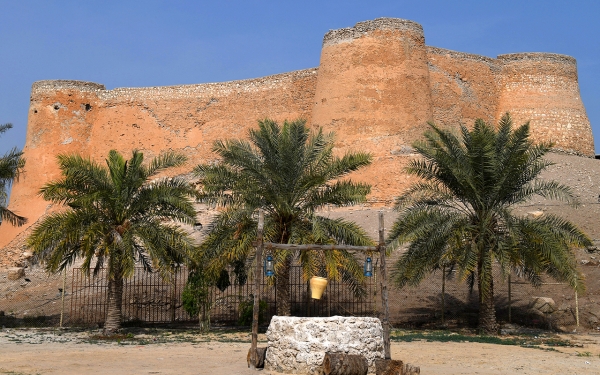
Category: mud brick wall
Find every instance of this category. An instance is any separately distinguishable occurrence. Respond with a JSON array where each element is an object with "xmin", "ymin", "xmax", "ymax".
[{"xmin": 1, "ymin": 17, "xmax": 594, "ymax": 262}]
